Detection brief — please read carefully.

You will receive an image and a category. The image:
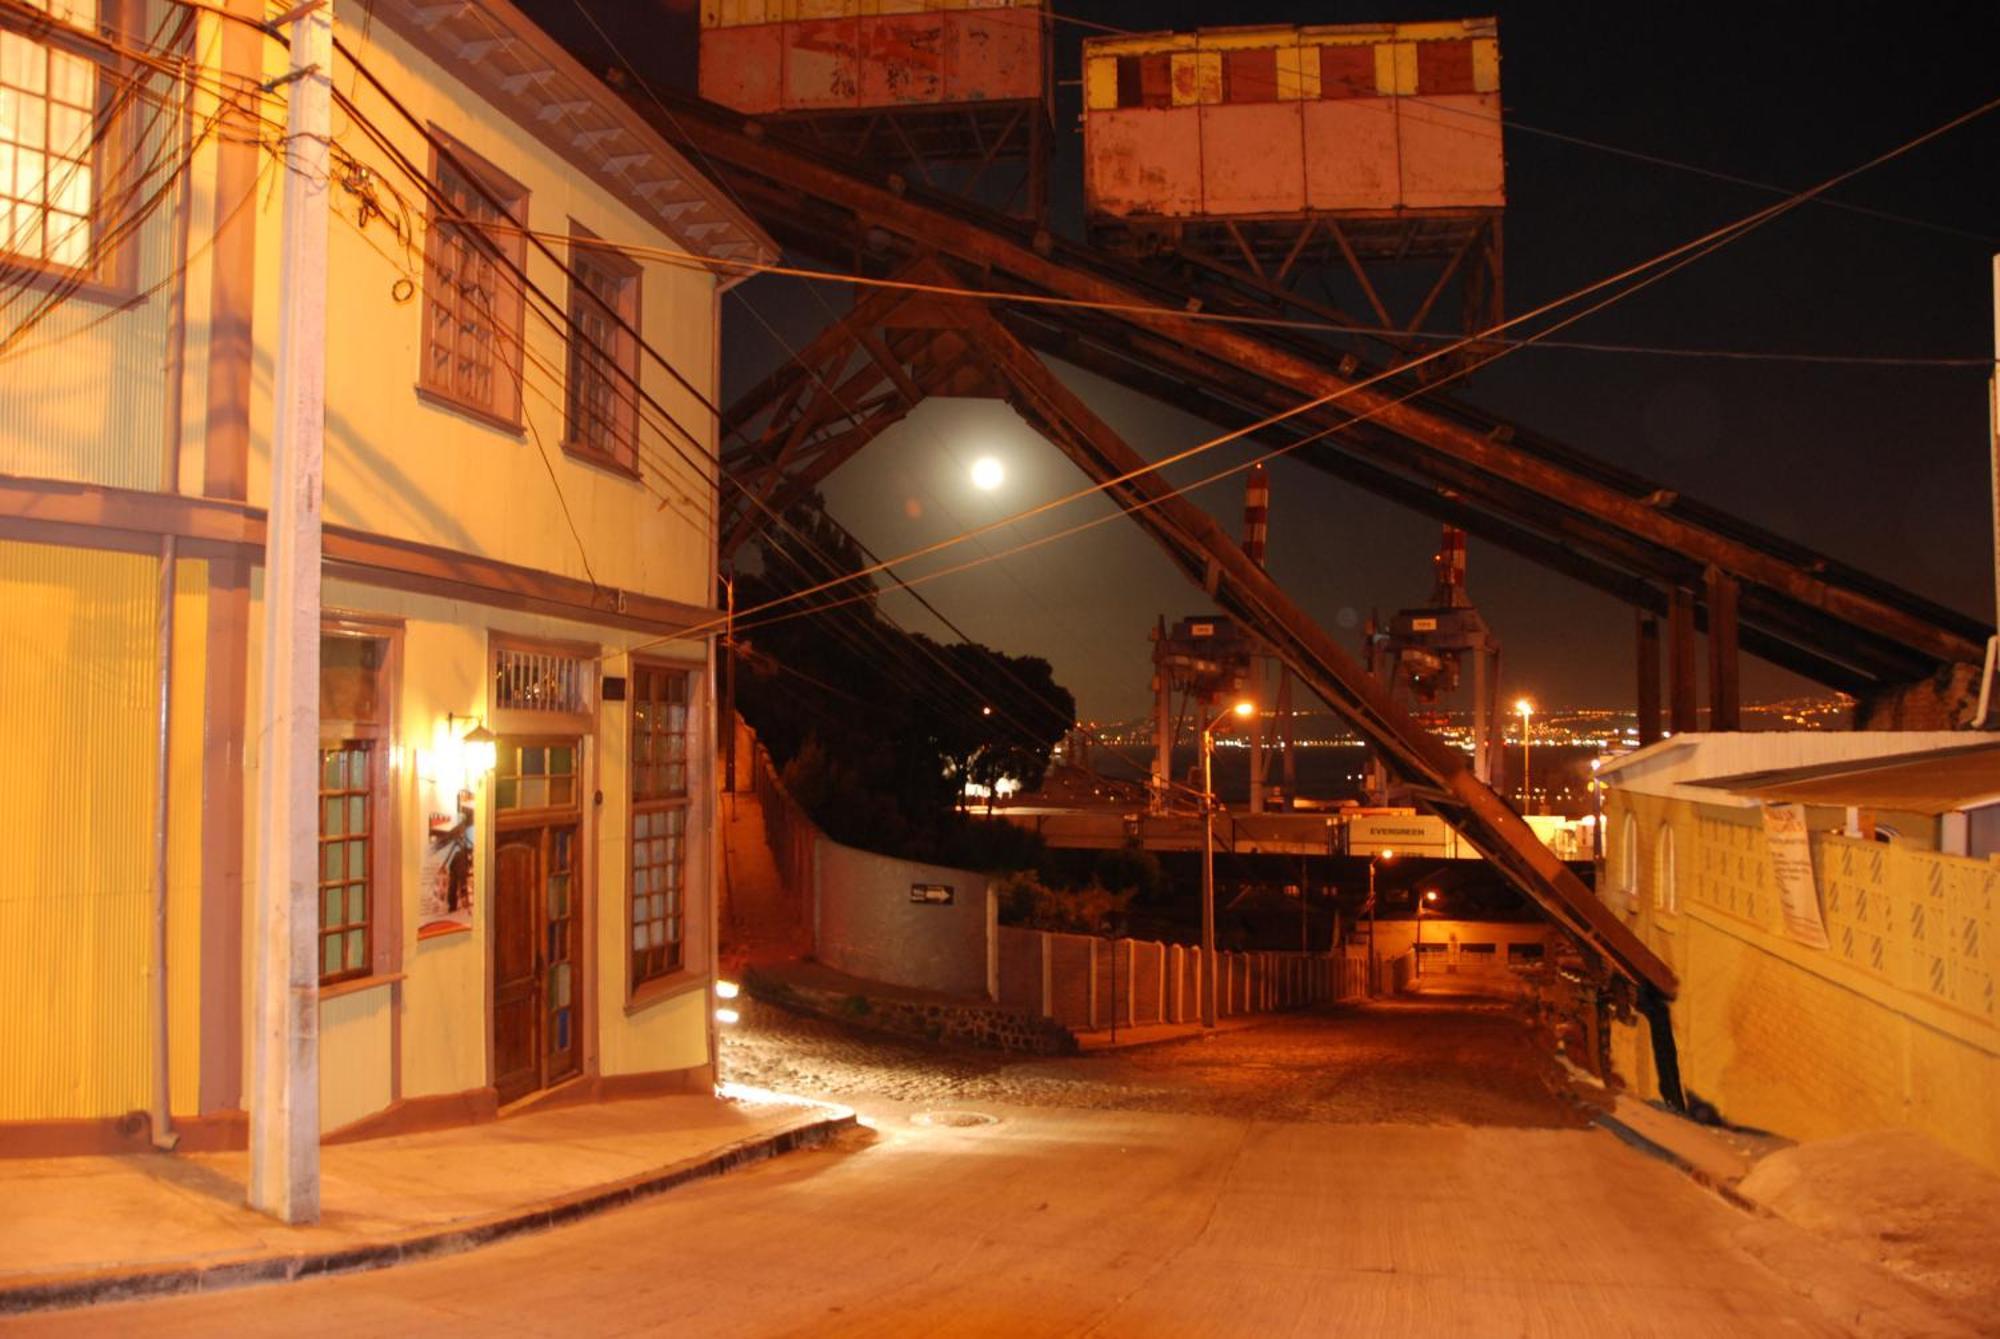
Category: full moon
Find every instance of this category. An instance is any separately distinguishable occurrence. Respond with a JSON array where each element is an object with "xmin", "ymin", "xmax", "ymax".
[{"xmin": 970, "ymin": 456, "xmax": 1005, "ymax": 491}]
